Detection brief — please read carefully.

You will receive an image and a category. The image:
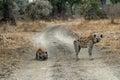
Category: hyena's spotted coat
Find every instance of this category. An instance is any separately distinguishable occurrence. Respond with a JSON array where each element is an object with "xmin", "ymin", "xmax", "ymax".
[
  {"xmin": 36, "ymin": 48, "xmax": 48, "ymax": 61},
  {"xmin": 73, "ymin": 34, "xmax": 103, "ymax": 61}
]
